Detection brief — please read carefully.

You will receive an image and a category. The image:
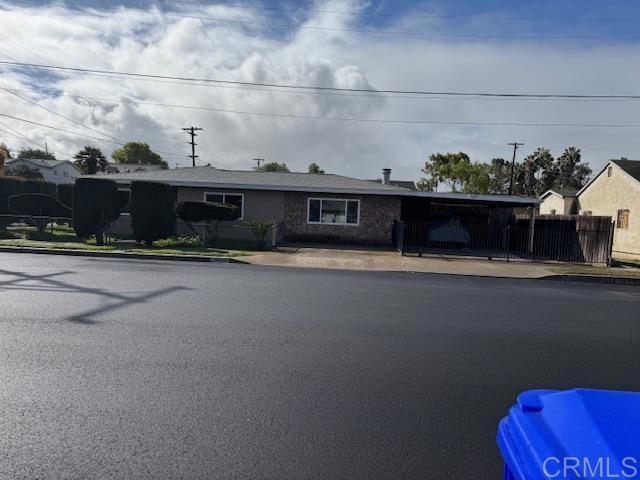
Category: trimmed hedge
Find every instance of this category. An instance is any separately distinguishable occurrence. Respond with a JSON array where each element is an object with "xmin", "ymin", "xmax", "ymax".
[
  {"xmin": 73, "ymin": 178, "xmax": 120, "ymax": 245},
  {"xmin": 56, "ymin": 183, "xmax": 74, "ymax": 208},
  {"xmin": 130, "ymin": 181, "xmax": 175, "ymax": 244},
  {"xmin": 175, "ymin": 201, "xmax": 241, "ymax": 223},
  {"xmin": 0, "ymin": 177, "xmax": 57, "ymax": 228}
]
